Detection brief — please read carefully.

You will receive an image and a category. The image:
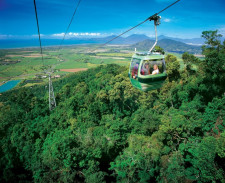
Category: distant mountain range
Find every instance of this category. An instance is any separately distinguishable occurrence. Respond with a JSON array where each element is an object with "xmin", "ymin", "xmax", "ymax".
[
  {"xmin": 131, "ymin": 38, "xmax": 202, "ymax": 54},
  {"xmin": 87, "ymin": 34, "xmax": 202, "ymax": 54},
  {"xmin": 86, "ymin": 34, "xmax": 206, "ymax": 46},
  {"xmin": 157, "ymin": 35, "xmax": 205, "ymax": 45},
  {"xmin": 91, "ymin": 34, "xmax": 206, "ymax": 54}
]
